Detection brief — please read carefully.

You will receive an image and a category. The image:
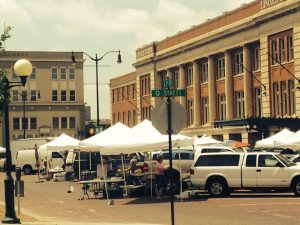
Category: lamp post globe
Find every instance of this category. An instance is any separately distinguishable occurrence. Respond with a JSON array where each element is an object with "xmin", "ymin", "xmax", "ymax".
[{"xmin": 14, "ymin": 59, "xmax": 32, "ymax": 86}]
